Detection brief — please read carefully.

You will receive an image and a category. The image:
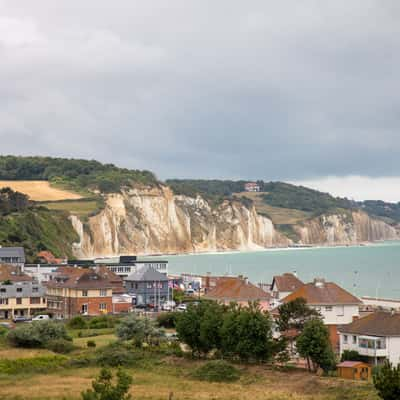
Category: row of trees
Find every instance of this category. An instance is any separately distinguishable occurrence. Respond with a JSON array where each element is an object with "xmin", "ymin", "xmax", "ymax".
[
  {"xmin": 0, "ymin": 187, "xmax": 31, "ymax": 215},
  {"xmin": 0, "ymin": 156, "xmax": 158, "ymax": 193}
]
